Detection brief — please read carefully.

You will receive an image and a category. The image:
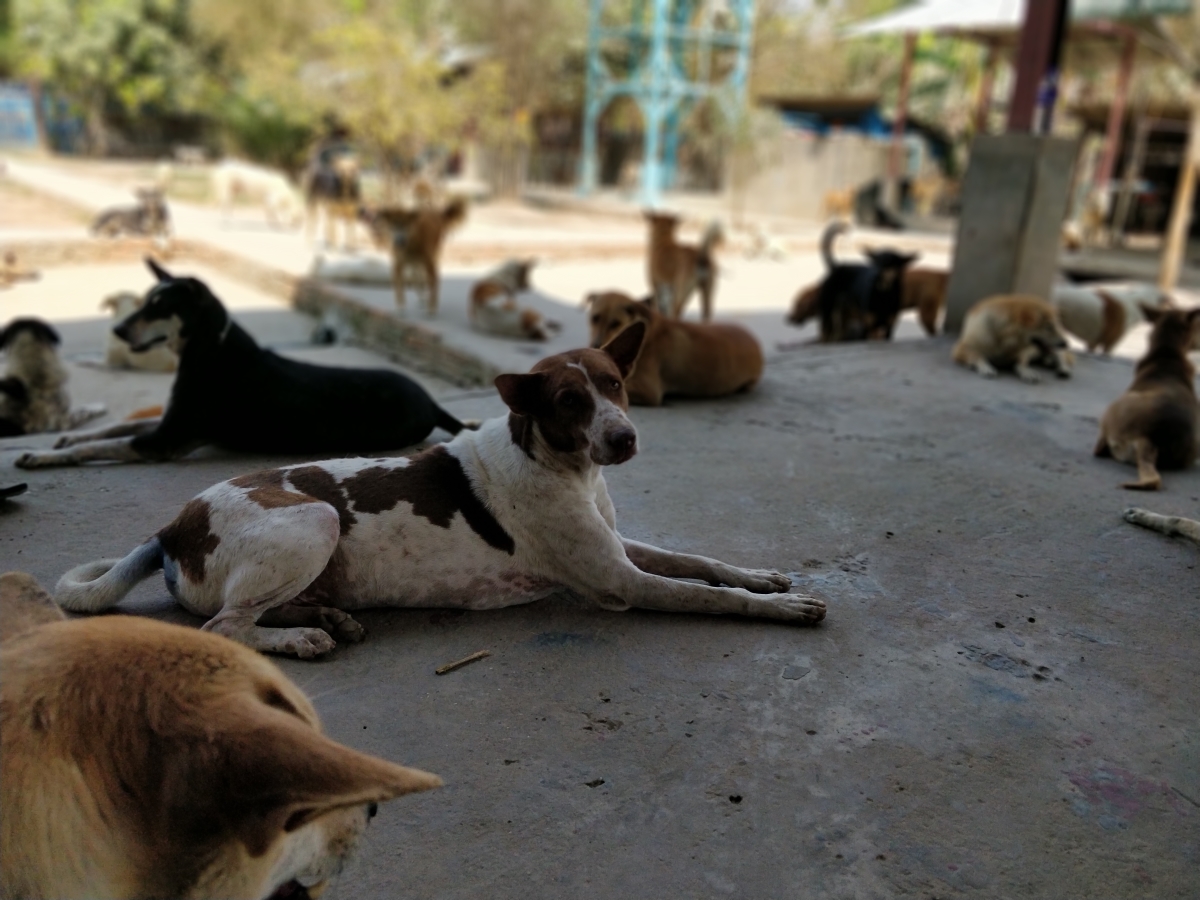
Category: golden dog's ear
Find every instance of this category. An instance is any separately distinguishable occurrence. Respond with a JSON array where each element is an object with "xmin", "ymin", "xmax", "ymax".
[
  {"xmin": 213, "ymin": 702, "xmax": 442, "ymax": 858},
  {"xmin": 581, "ymin": 293, "xmax": 597, "ymax": 309},
  {"xmin": 0, "ymin": 572, "xmax": 65, "ymax": 643},
  {"xmin": 602, "ymin": 320, "xmax": 646, "ymax": 378},
  {"xmin": 495, "ymin": 372, "xmax": 548, "ymax": 416}
]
